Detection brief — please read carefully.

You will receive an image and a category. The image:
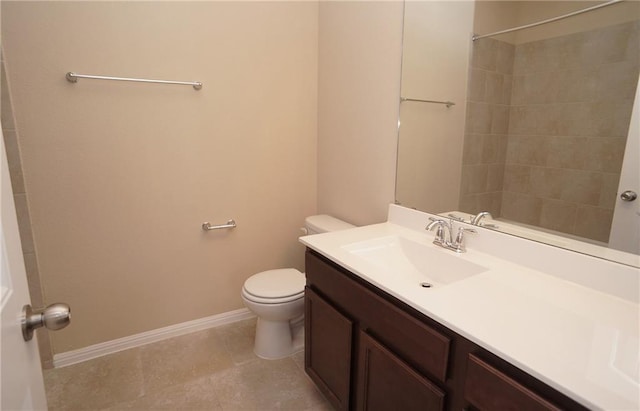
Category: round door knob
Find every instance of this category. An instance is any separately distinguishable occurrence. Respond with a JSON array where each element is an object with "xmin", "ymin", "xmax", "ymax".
[
  {"xmin": 22, "ymin": 303, "xmax": 71, "ymax": 341},
  {"xmin": 620, "ymin": 190, "xmax": 638, "ymax": 202}
]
